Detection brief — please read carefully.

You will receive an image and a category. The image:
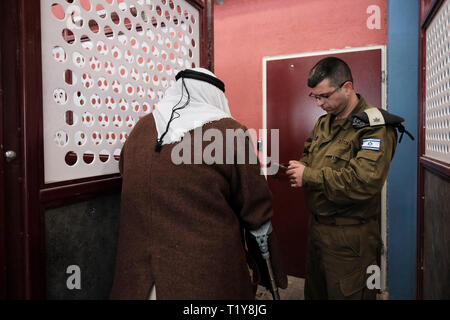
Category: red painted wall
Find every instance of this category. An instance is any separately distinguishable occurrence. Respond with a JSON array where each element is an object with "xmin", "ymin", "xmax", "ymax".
[{"xmin": 214, "ymin": 0, "xmax": 387, "ymax": 131}]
